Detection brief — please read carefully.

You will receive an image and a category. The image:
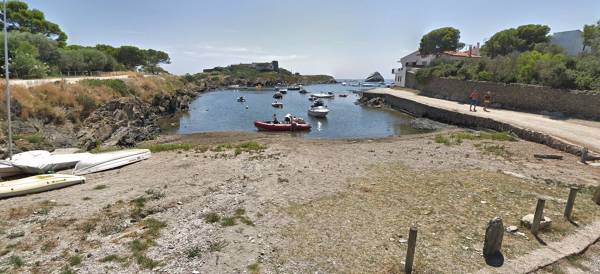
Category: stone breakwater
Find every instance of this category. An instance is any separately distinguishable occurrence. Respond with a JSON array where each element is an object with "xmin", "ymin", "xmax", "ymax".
[{"xmin": 361, "ymin": 92, "xmax": 590, "ymax": 157}]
